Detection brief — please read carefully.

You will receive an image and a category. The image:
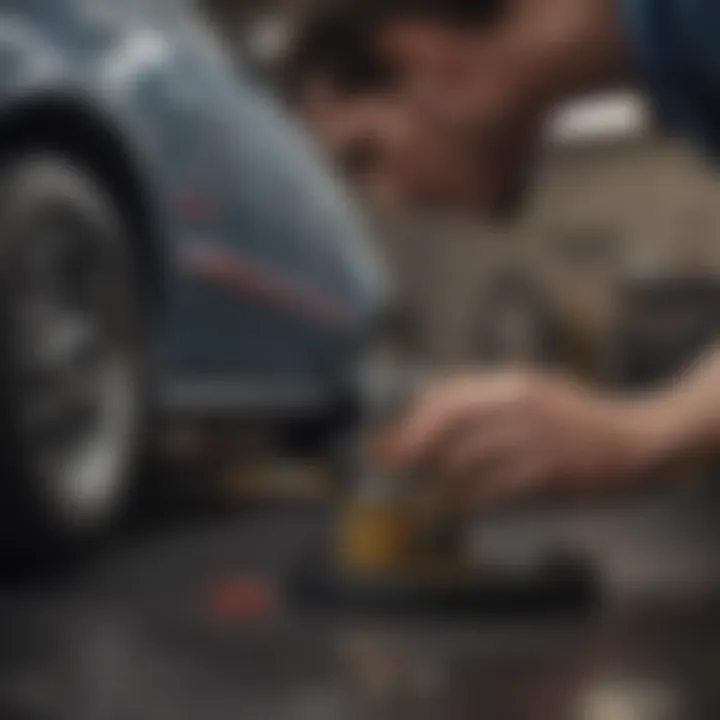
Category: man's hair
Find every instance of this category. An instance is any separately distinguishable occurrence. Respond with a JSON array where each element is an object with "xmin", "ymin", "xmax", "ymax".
[{"xmin": 284, "ymin": 0, "xmax": 505, "ymax": 99}]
